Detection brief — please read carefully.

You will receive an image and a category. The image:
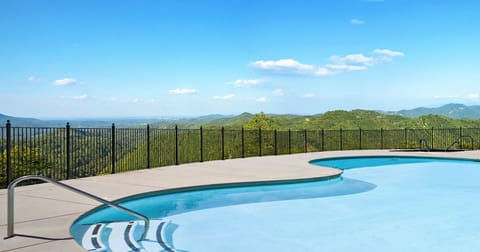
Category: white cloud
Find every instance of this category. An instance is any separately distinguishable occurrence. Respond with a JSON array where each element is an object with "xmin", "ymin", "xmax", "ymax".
[
  {"xmin": 325, "ymin": 64, "xmax": 368, "ymax": 71},
  {"xmin": 467, "ymin": 93, "xmax": 479, "ymax": 100},
  {"xmin": 72, "ymin": 94, "xmax": 89, "ymax": 100},
  {"xmin": 252, "ymin": 48, "xmax": 404, "ymax": 77},
  {"xmin": 373, "ymin": 49, "xmax": 405, "ymax": 58},
  {"xmin": 303, "ymin": 93, "xmax": 315, "ymax": 99},
  {"xmin": 168, "ymin": 88, "xmax": 197, "ymax": 95},
  {"xmin": 253, "ymin": 59, "xmax": 314, "ymax": 71},
  {"xmin": 213, "ymin": 94, "xmax": 235, "ymax": 100},
  {"xmin": 256, "ymin": 97, "xmax": 269, "ymax": 103},
  {"xmin": 330, "ymin": 54, "xmax": 375, "ymax": 66},
  {"xmin": 351, "ymin": 19, "xmax": 365, "ymax": 25},
  {"xmin": 54, "ymin": 78, "xmax": 78, "ymax": 86},
  {"xmin": 228, "ymin": 79, "xmax": 266, "ymax": 87},
  {"xmin": 273, "ymin": 89, "xmax": 285, "ymax": 96},
  {"xmin": 253, "ymin": 58, "xmax": 334, "ymax": 76}
]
